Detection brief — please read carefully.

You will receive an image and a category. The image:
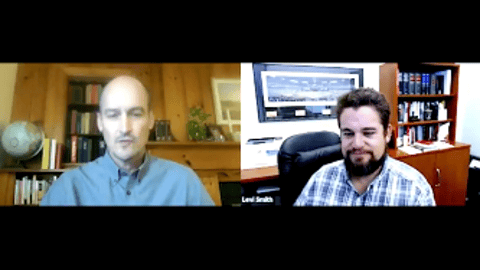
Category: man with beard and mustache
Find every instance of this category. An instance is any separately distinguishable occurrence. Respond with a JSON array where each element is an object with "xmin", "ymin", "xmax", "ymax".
[
  {"xmin": 294, "ymin": 88, "xmax": 435, "ymax": 206},
  {"xmin": 41, "ymin": 76, "xmax": 214, "ymax": 206}
]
